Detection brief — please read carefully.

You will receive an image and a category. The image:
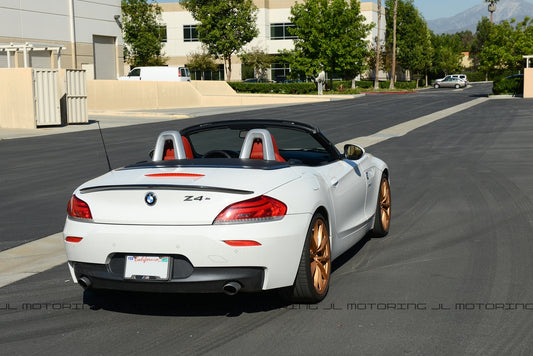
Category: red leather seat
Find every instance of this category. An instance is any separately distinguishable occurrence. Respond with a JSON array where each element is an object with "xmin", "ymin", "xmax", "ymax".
[
  {"xmin": 163, "ymin": 137, "xmax": 194, "ymax": 160},
  {"xmin": 163, "ymin": 140, "xmax": 175, "ymax": 160},
  {"xmin": 250, "ymin": 135, "xmax": 285, "ymax": 161},
  {"xmin": 182, "ymin": 136, "xmax": 194, "ymax": 159}
]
